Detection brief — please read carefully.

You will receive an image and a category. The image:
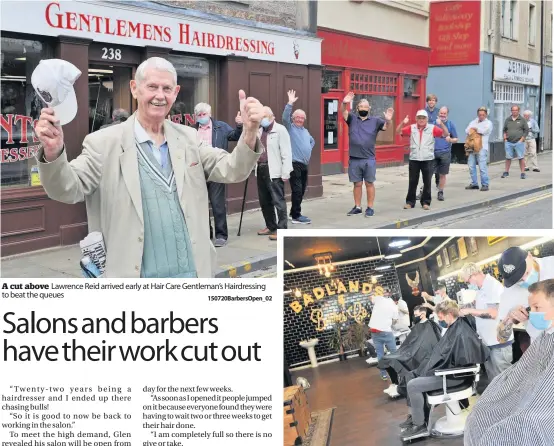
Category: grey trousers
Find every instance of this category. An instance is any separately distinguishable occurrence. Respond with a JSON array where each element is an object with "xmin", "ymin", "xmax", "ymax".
[
  {"xmin": 484, "ymin": 345, "xmax": 513, "ymax": 380},
  {"xmin": 407, "ymin": 376, "xmax": 466, "ymax": 426}
]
